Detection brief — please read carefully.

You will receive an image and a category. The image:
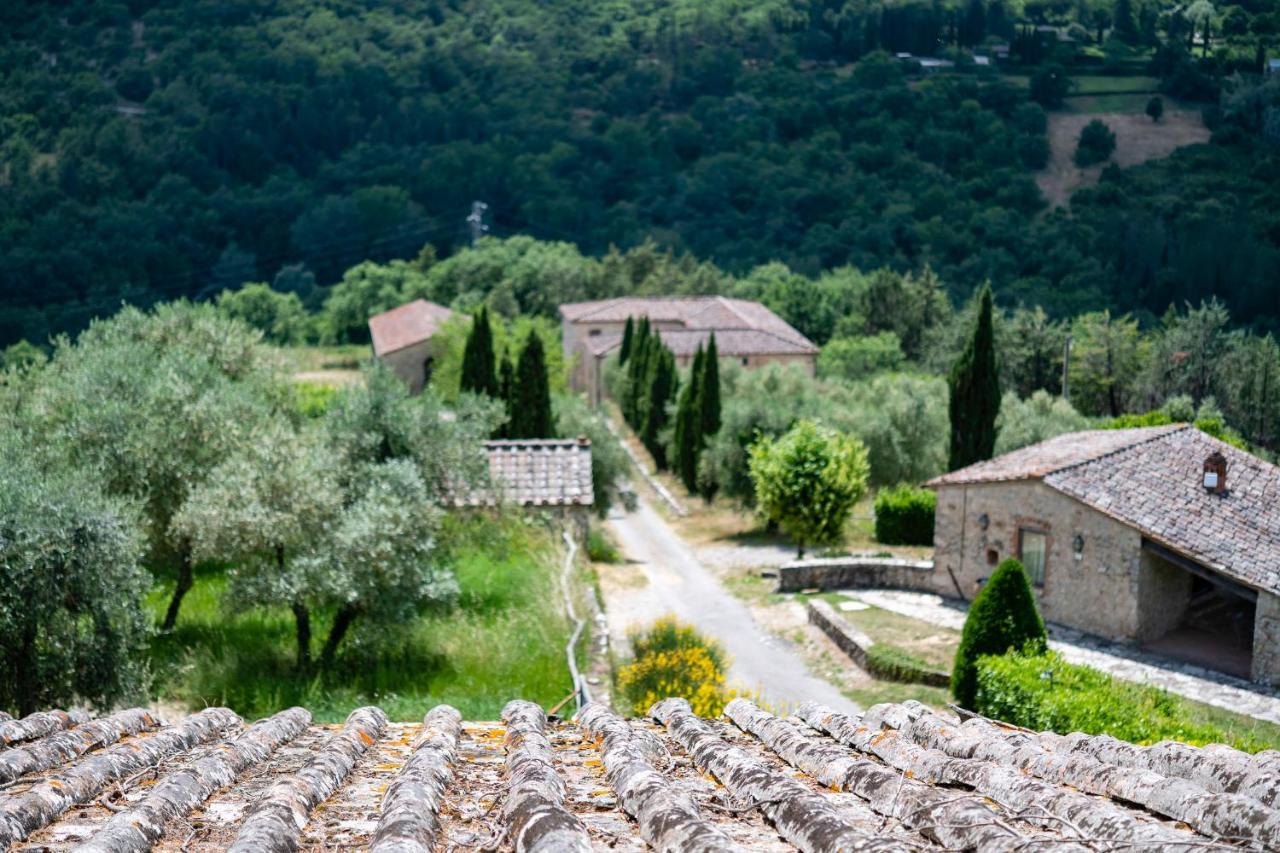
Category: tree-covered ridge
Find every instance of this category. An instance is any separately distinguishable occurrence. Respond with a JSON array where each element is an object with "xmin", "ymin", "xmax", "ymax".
[{"xmin": 2, "ymin": 0, "xmax": 1278, "ymax": 346}]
